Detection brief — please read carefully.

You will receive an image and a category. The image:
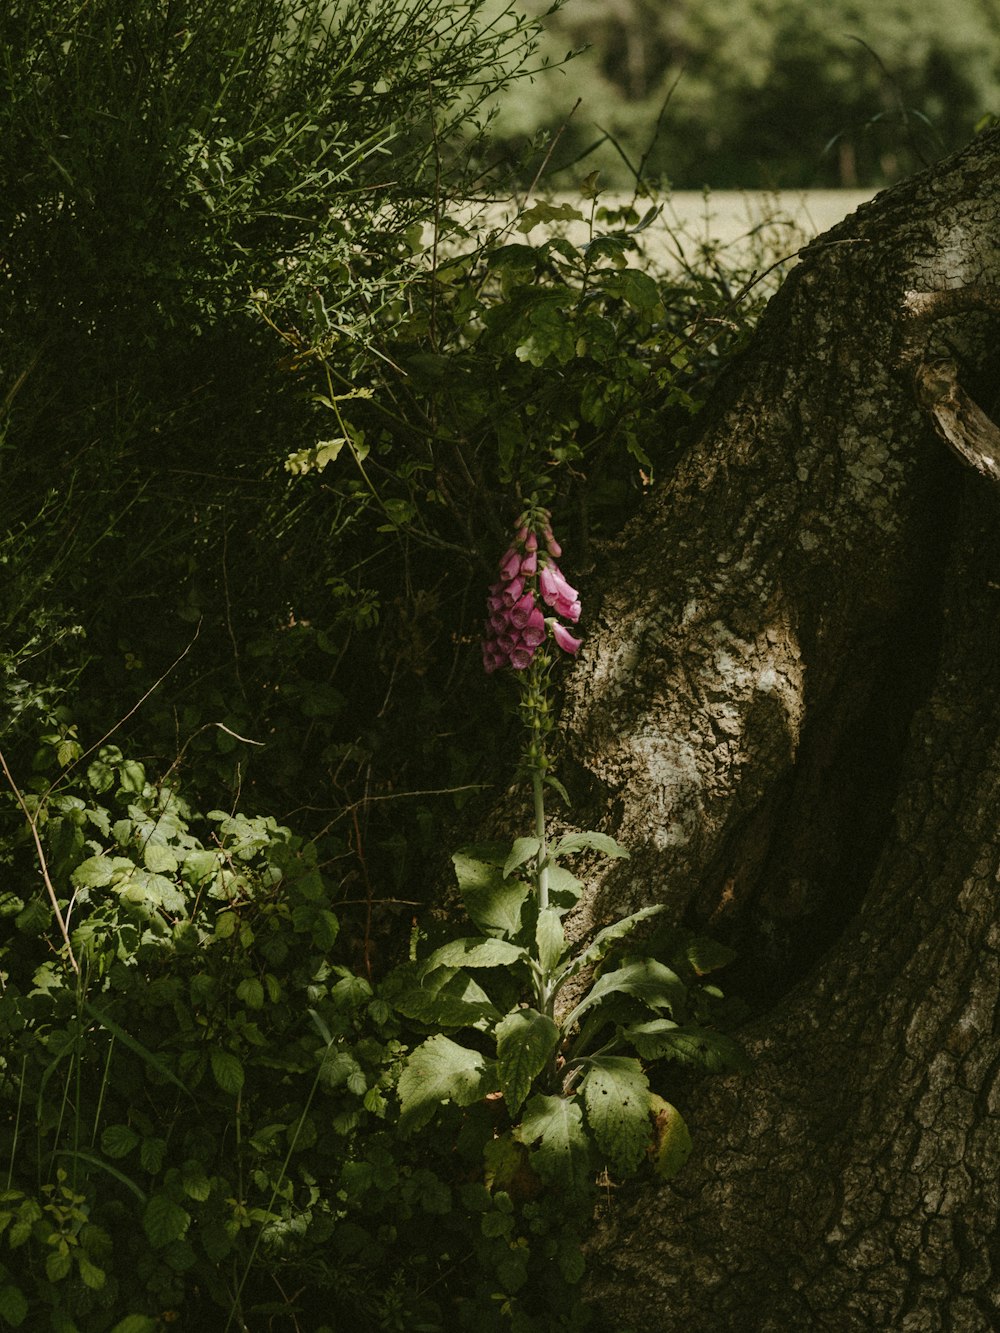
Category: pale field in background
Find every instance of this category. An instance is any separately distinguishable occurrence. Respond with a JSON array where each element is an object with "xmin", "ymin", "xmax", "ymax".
[{"xmin": 474, "ymin": 189, "xmax": 877, "ymax": 273}]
